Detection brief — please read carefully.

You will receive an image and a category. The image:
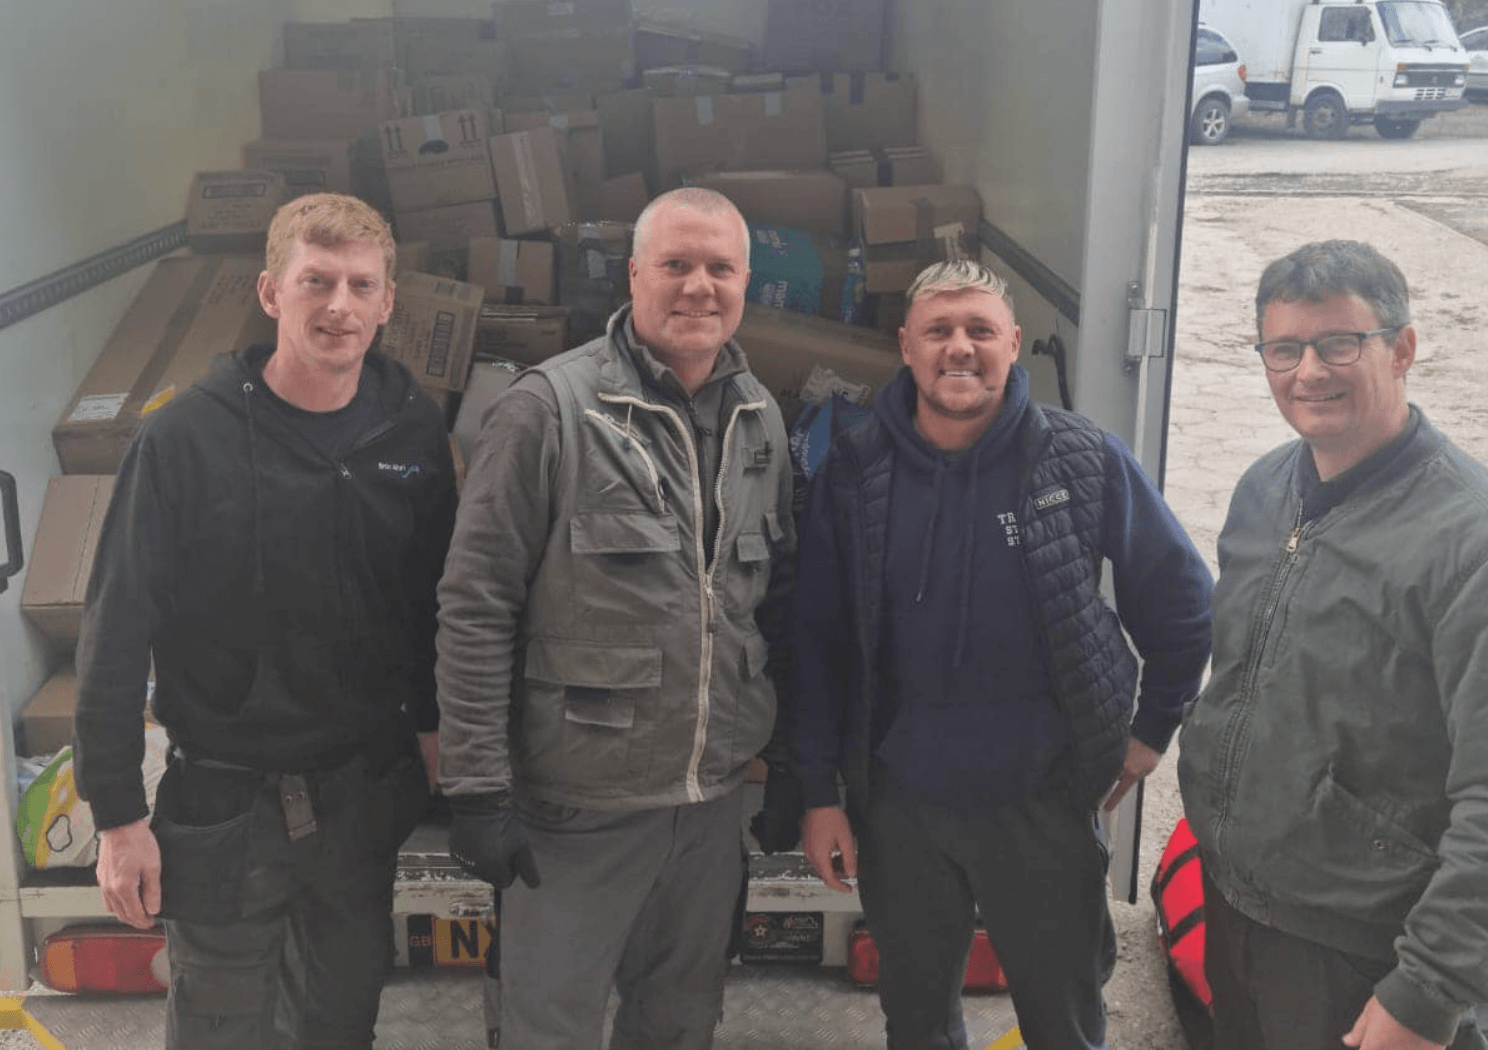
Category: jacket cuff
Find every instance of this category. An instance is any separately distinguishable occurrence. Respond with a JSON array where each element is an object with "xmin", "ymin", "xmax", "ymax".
[
  {"xmin": 90, "ymin": 787, "xmax": 150, "ymax": 832},
  {"xmin": 1375, "ymin": 965, "xmax": 1462, "ymax": 1046},
  {"xmin": 1129, "ymin": 704, "xmax": 1178, "ymax": 754},
  {"xmin": 798, "ymin": 768, "xmax": 841, "ymax": 809}
]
